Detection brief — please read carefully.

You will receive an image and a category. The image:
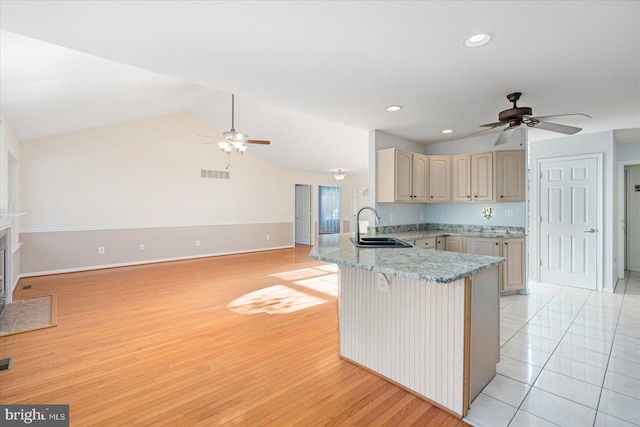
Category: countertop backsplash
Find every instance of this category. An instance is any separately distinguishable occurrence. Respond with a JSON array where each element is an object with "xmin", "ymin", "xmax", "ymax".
[{"xmin": 369, "ymin": 222, "xmax": 526, "ymax": 236}]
